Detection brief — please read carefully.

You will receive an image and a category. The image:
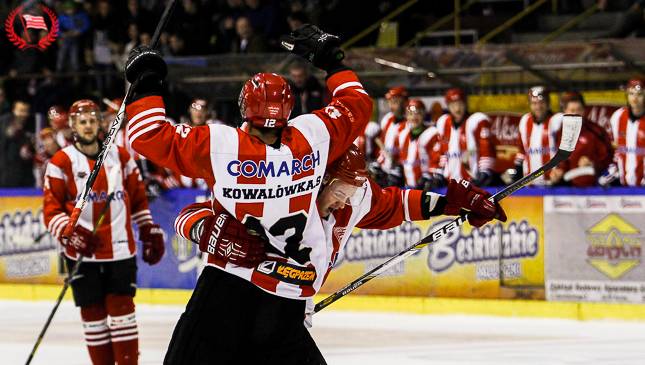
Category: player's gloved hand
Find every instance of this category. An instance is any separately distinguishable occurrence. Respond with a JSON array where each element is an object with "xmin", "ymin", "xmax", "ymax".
[
  {"xmin": 67, "ymin": 226, "xmax": 98, "ymax": 257},
  {"xmin": 125, "ymin": 45, "xmax": 167, "ymax": 83},
  {"xmin": 417, "ymin": 173, "xmax": 446, "ymax": 191},
  {"xmin": 444, "ymin": 179, "xmax": 507, "ymax": 227},
  {"xmin": 598, "ymin": 163, "xmax": 619, "ymax": 187},
  {"xmin": 139, "ymin": 223, "xmax": 165, "ymax": 265},
  {"xmin": 191, "ymin": 204, "xmax": 267, "ymax": 268},
  {"xmin": 280, "ymin": 24, "xmax": 347, "ymax": 75},
  {"xmin": 472, "ymin": 170, "xmax": 494, "ymax": 187}
]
